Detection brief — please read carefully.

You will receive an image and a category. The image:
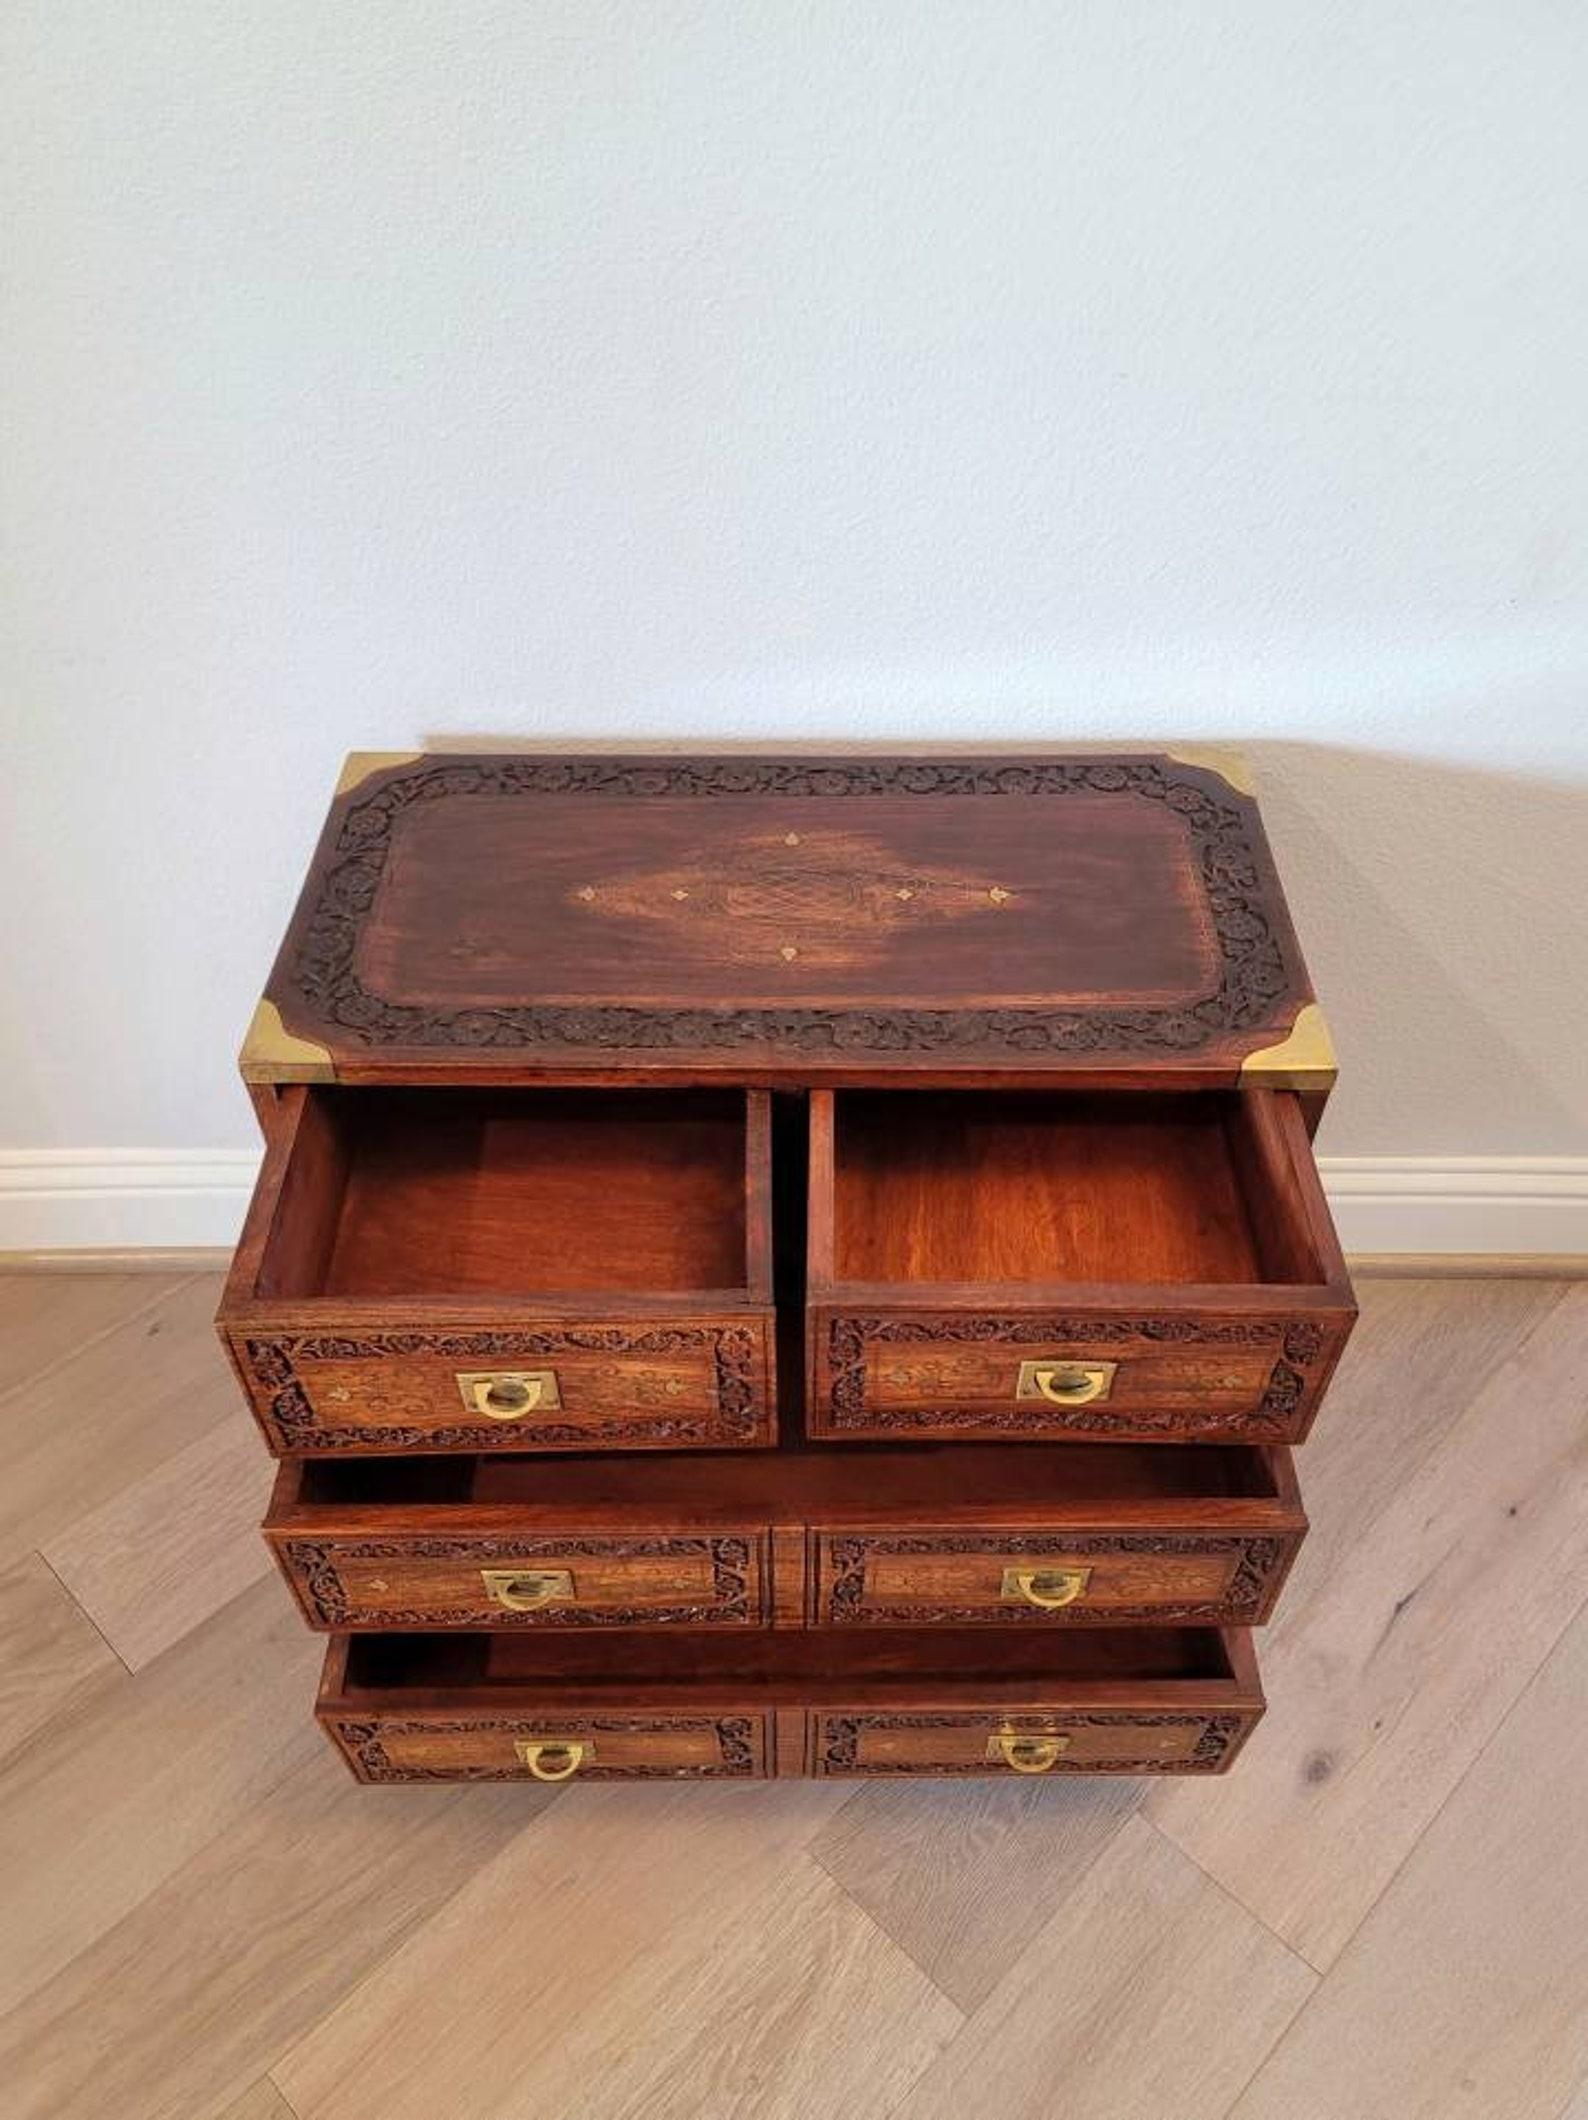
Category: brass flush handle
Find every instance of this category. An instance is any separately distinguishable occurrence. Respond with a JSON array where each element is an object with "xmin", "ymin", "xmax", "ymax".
[
  {"xmin": 514, "ymin": 1739, "xmax": 589, "ymax": 1782},
  {"xmin": 987, "ymin": 1728, "xmax": 1071, "ymax": 1774},
  {"xmin": 480, "ymin": 1568, "xmax": 574, "ymax": 1613},
  {"xmin": 1001, "ymin": 1565, "xmax": 1092, "ymax": 1610},
  {"xmin": 1016, "ymin": 1360, "xmax": 1117, "ymax": 1407},
  {"xmin": 455, "ymin": 1370, "xmax": 561, "ymax": 1420}
]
